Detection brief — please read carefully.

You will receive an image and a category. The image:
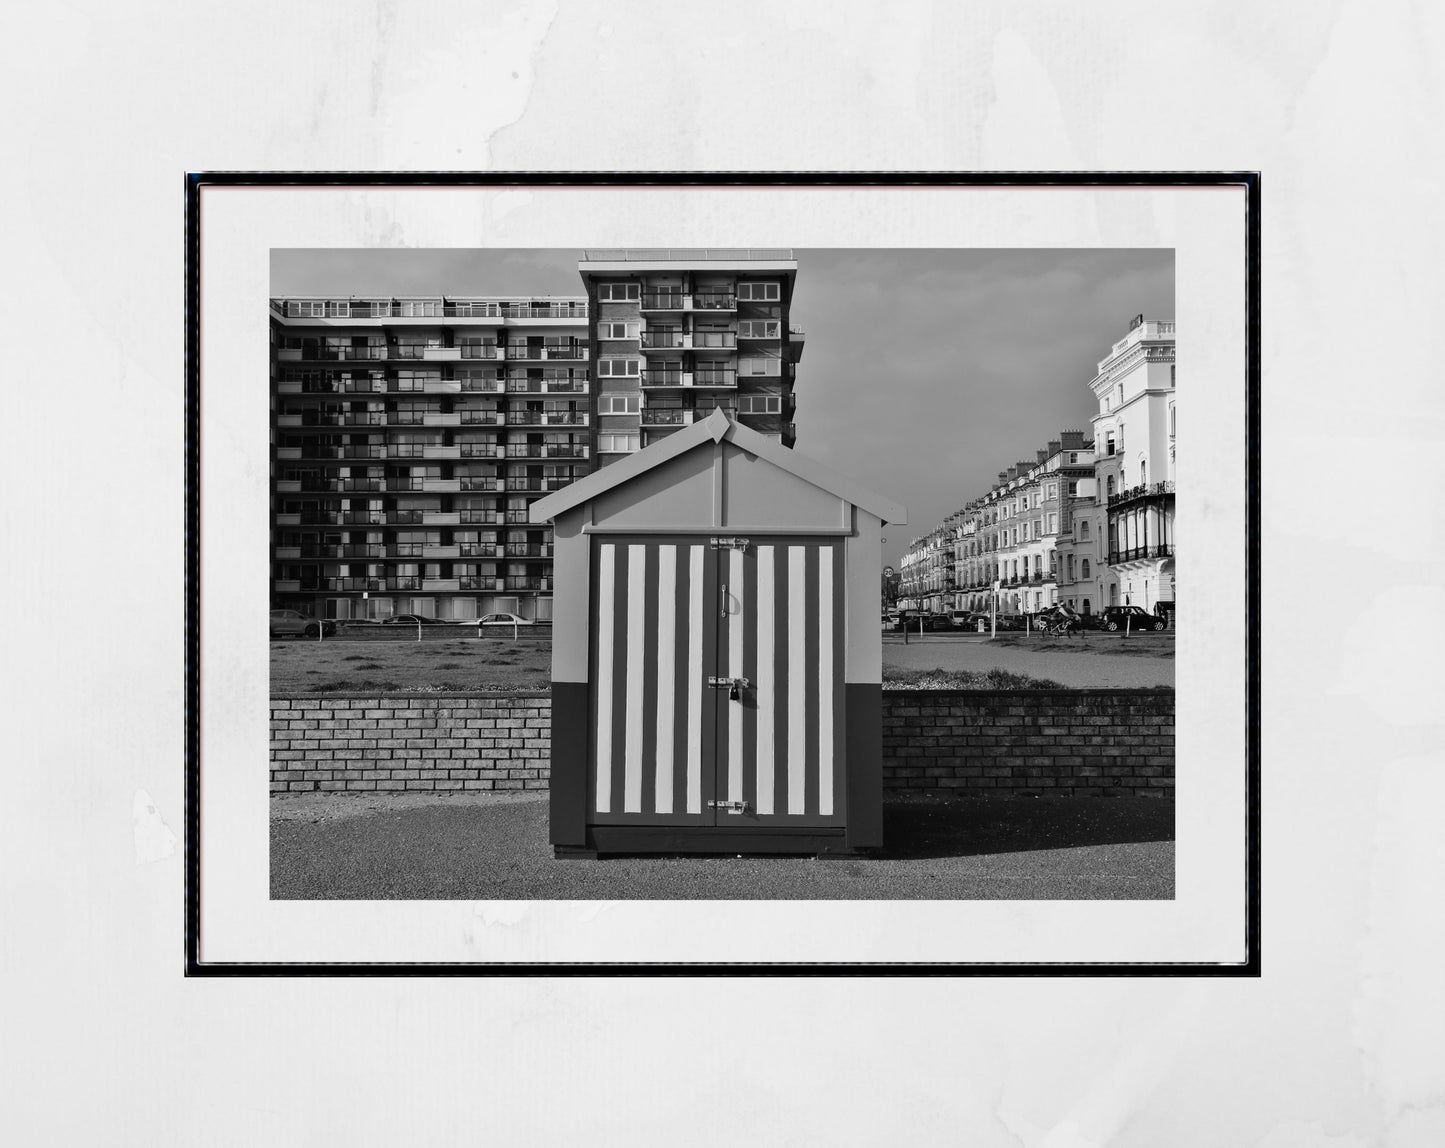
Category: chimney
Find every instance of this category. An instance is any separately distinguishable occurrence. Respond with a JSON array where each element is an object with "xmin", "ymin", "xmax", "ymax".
[
  {"xmin": 1048, "ymin": 439, "xmax": 1061, "ymax": 456},
  {"xmin": 1060, "ymin": 429, "xmax": 1085, "ymax": 450},
  {"xmin": 1036, "ymin": 449, "xmax": 1048, "ymax": 464}
]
